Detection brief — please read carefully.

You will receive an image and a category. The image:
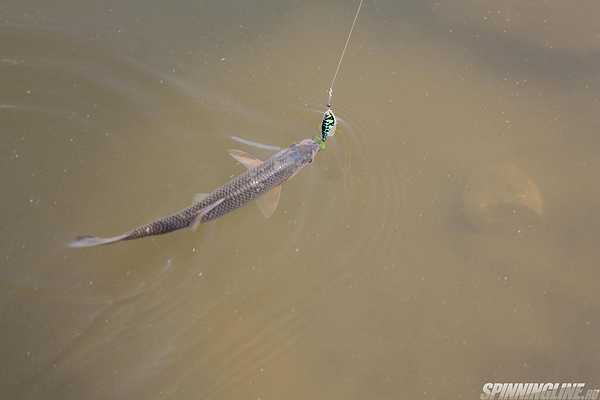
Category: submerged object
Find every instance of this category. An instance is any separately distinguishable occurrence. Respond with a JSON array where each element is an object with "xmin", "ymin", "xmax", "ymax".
[
  {"xmin": 462, "ymin": 163, "xmax": 543, "ymax": 232},
  {"xmin": 69, "ymin": 139, "xmax": 321, "ymax": 247}
]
